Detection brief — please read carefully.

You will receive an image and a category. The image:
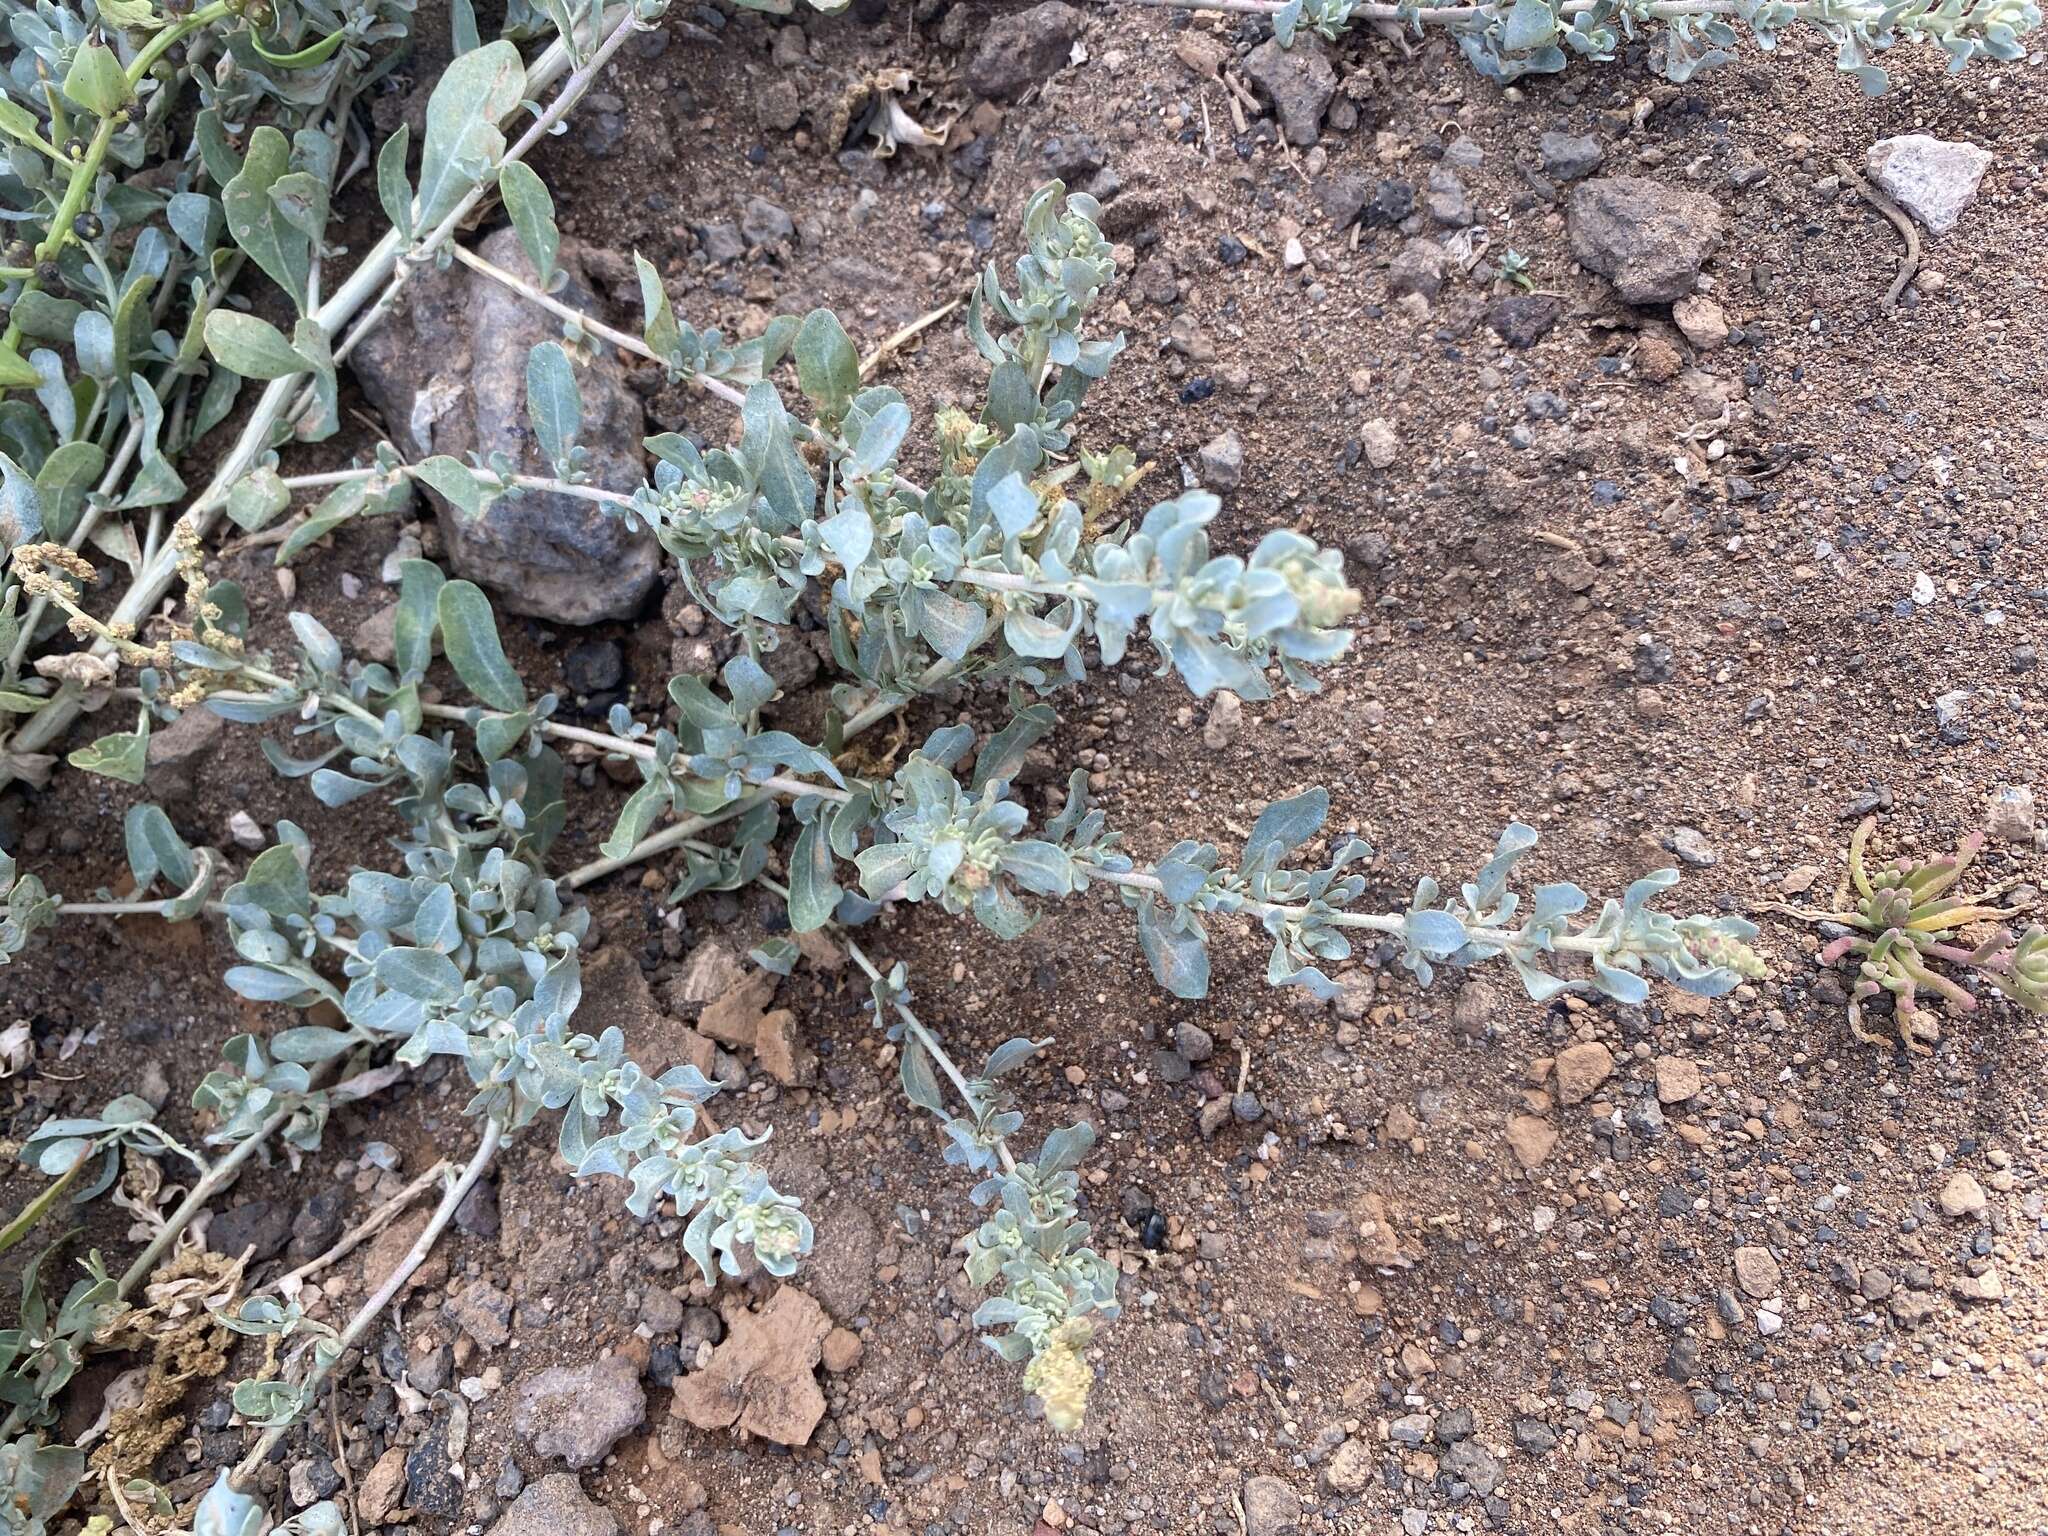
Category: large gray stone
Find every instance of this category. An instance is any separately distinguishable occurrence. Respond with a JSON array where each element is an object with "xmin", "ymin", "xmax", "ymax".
[
  {"xmin": 963, "ymin": 2, "xmax": 1082, "ymax": 101},
  {"xmin": 350, "ymin": 226, "xmax": 658, "ymax": 624},
  {"xmin": 1567, "ymin": 177, "xmax": 1725, "ymax": 305},
  {"xmin": 512, "ymin": 1356, "xmax": 646, "ymax": 1469},
  {"xmin": 1243, "ymin": 38, "xmax": 1335, "ymax": 148},
  {"xmin": 1866, "ymin": 134, "xmax": 1992, "ymax": 235}
]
